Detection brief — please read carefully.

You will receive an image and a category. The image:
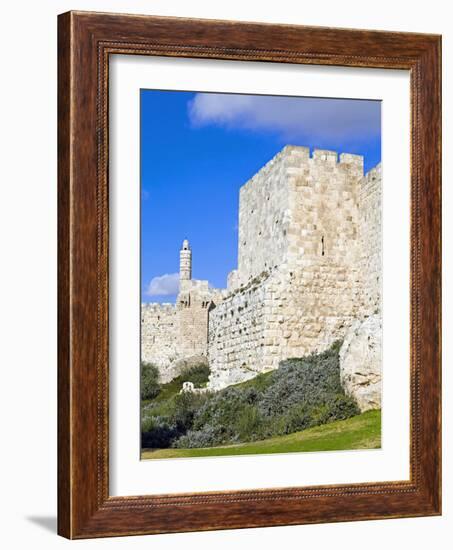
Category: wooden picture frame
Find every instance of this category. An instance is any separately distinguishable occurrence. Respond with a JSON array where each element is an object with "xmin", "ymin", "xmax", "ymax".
[{"xmin": 58, "ymin": 10, "xmax": 441, "ymax": 539}]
